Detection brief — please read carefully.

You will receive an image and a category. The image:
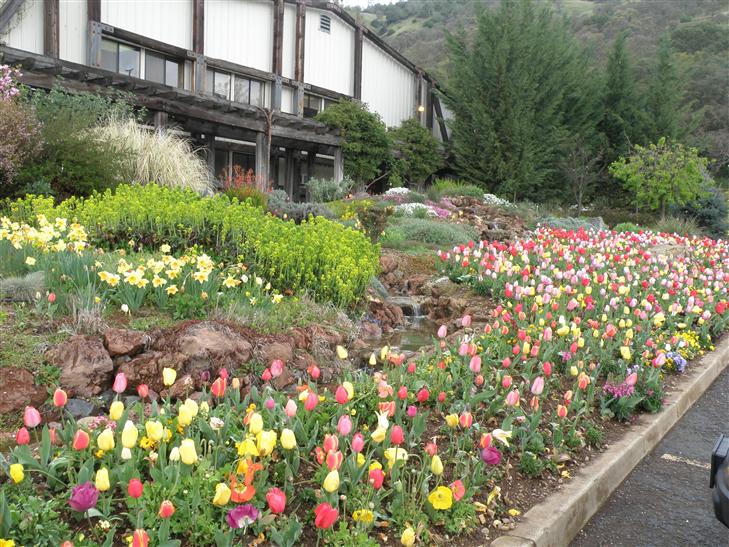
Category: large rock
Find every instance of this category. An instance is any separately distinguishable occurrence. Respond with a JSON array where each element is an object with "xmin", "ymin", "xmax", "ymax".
[
  {"xmin": 175, "ymin": 324, "xmax": 252, "ymax": 376},
  {"xmin": 45, "ymin": 336, "xmax": 114, "ymax": 397},
  {"xmin": 258, "ymin": 340, "xmax": 294, "ymax": 365},
  {"xmin": 380, "ymin": 254, "xmax": 399, "ymax": 274},
  {"xmin": 103, "ymin": 328, "xmax": 150, "ymax": 358},
  {"xmin": 0, "ymin": 367, "xmax": 46, "ymax": 413}
]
